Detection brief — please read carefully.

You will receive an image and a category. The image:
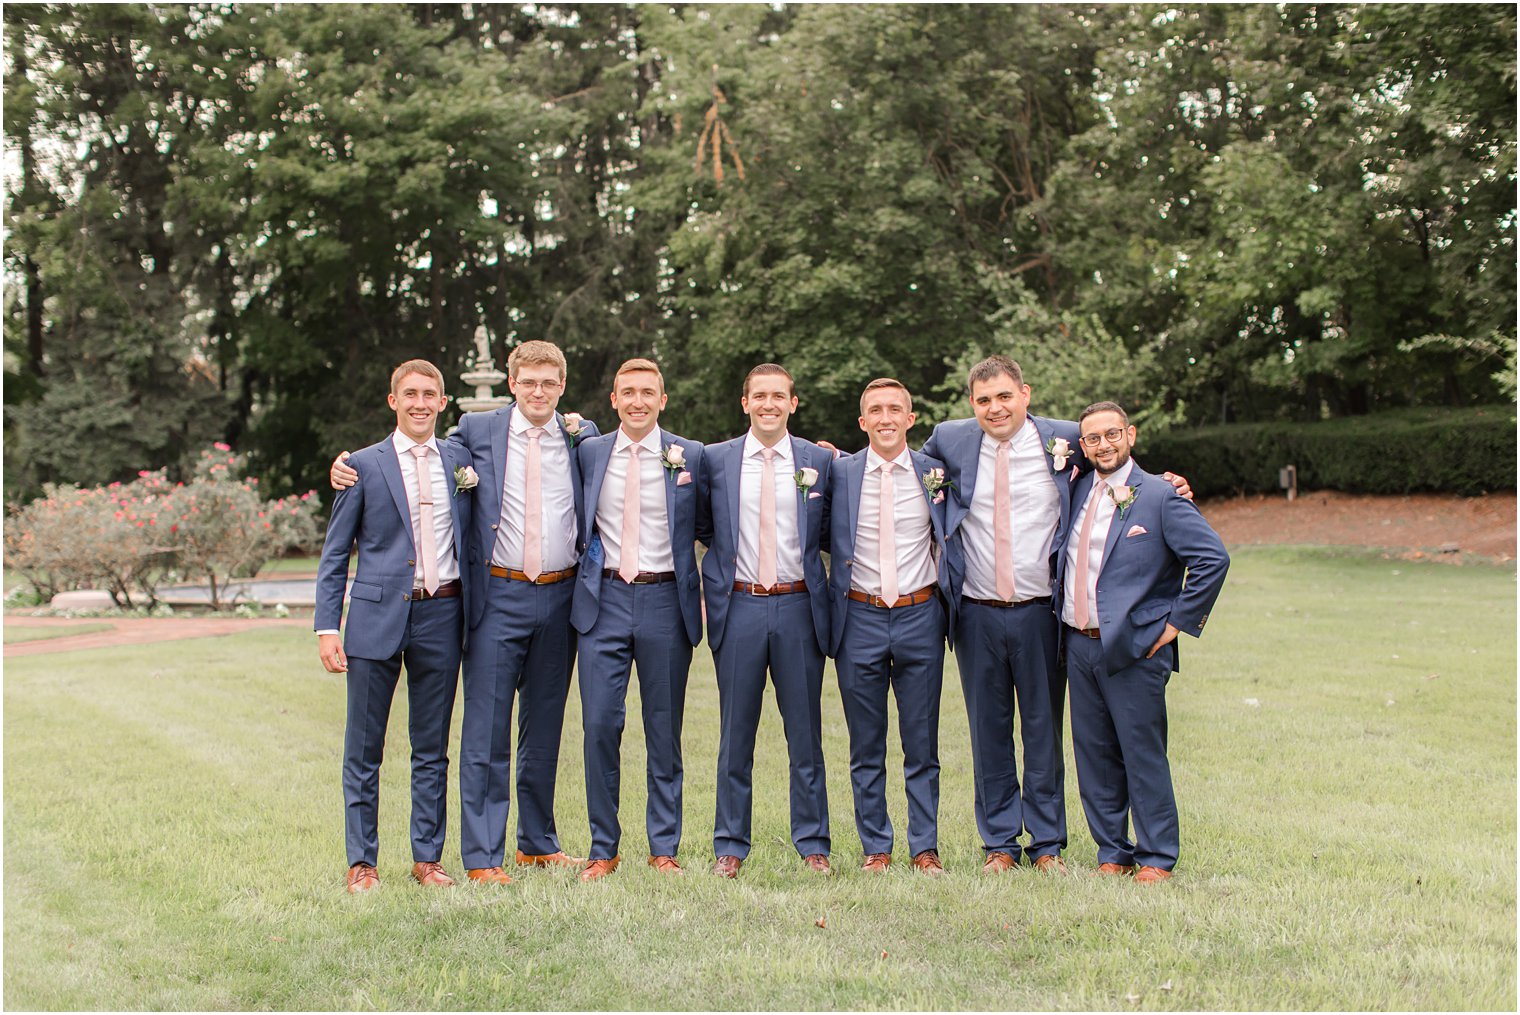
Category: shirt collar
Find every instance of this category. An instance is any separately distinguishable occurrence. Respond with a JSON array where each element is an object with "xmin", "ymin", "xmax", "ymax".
[
  {"xmin": 613, "ymin": 426, "xmax": 664, "ymax": 456},
  {"xmin": 981, "ymin": 417, "xmax": 1036, "ymax": 452},
  {"xmin": 1096, "ymin": 459, "xmax": 1135, "ymax": 490},
  {"xmin": 511, "ymin": 407, "xmax": 561, "ymax": 437},
  {"xmin": 392, "ymin": 430, "xmax": 441, "ymax": 457},
  {"xmin": 865, "ymin": 446, "xmax": 913, "ymax": 472},
  {"xmin": 744, "ymin": 430, "xmax": 793, "ymax": 464}
]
